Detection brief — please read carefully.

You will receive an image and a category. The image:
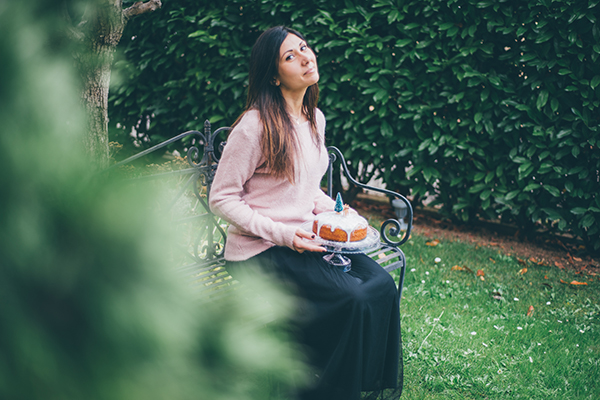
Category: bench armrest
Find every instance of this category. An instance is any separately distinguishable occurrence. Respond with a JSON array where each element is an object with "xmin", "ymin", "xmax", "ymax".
[{"xmin": 326, "ymin": 146, "xmax": 412, "ymax": 247}]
